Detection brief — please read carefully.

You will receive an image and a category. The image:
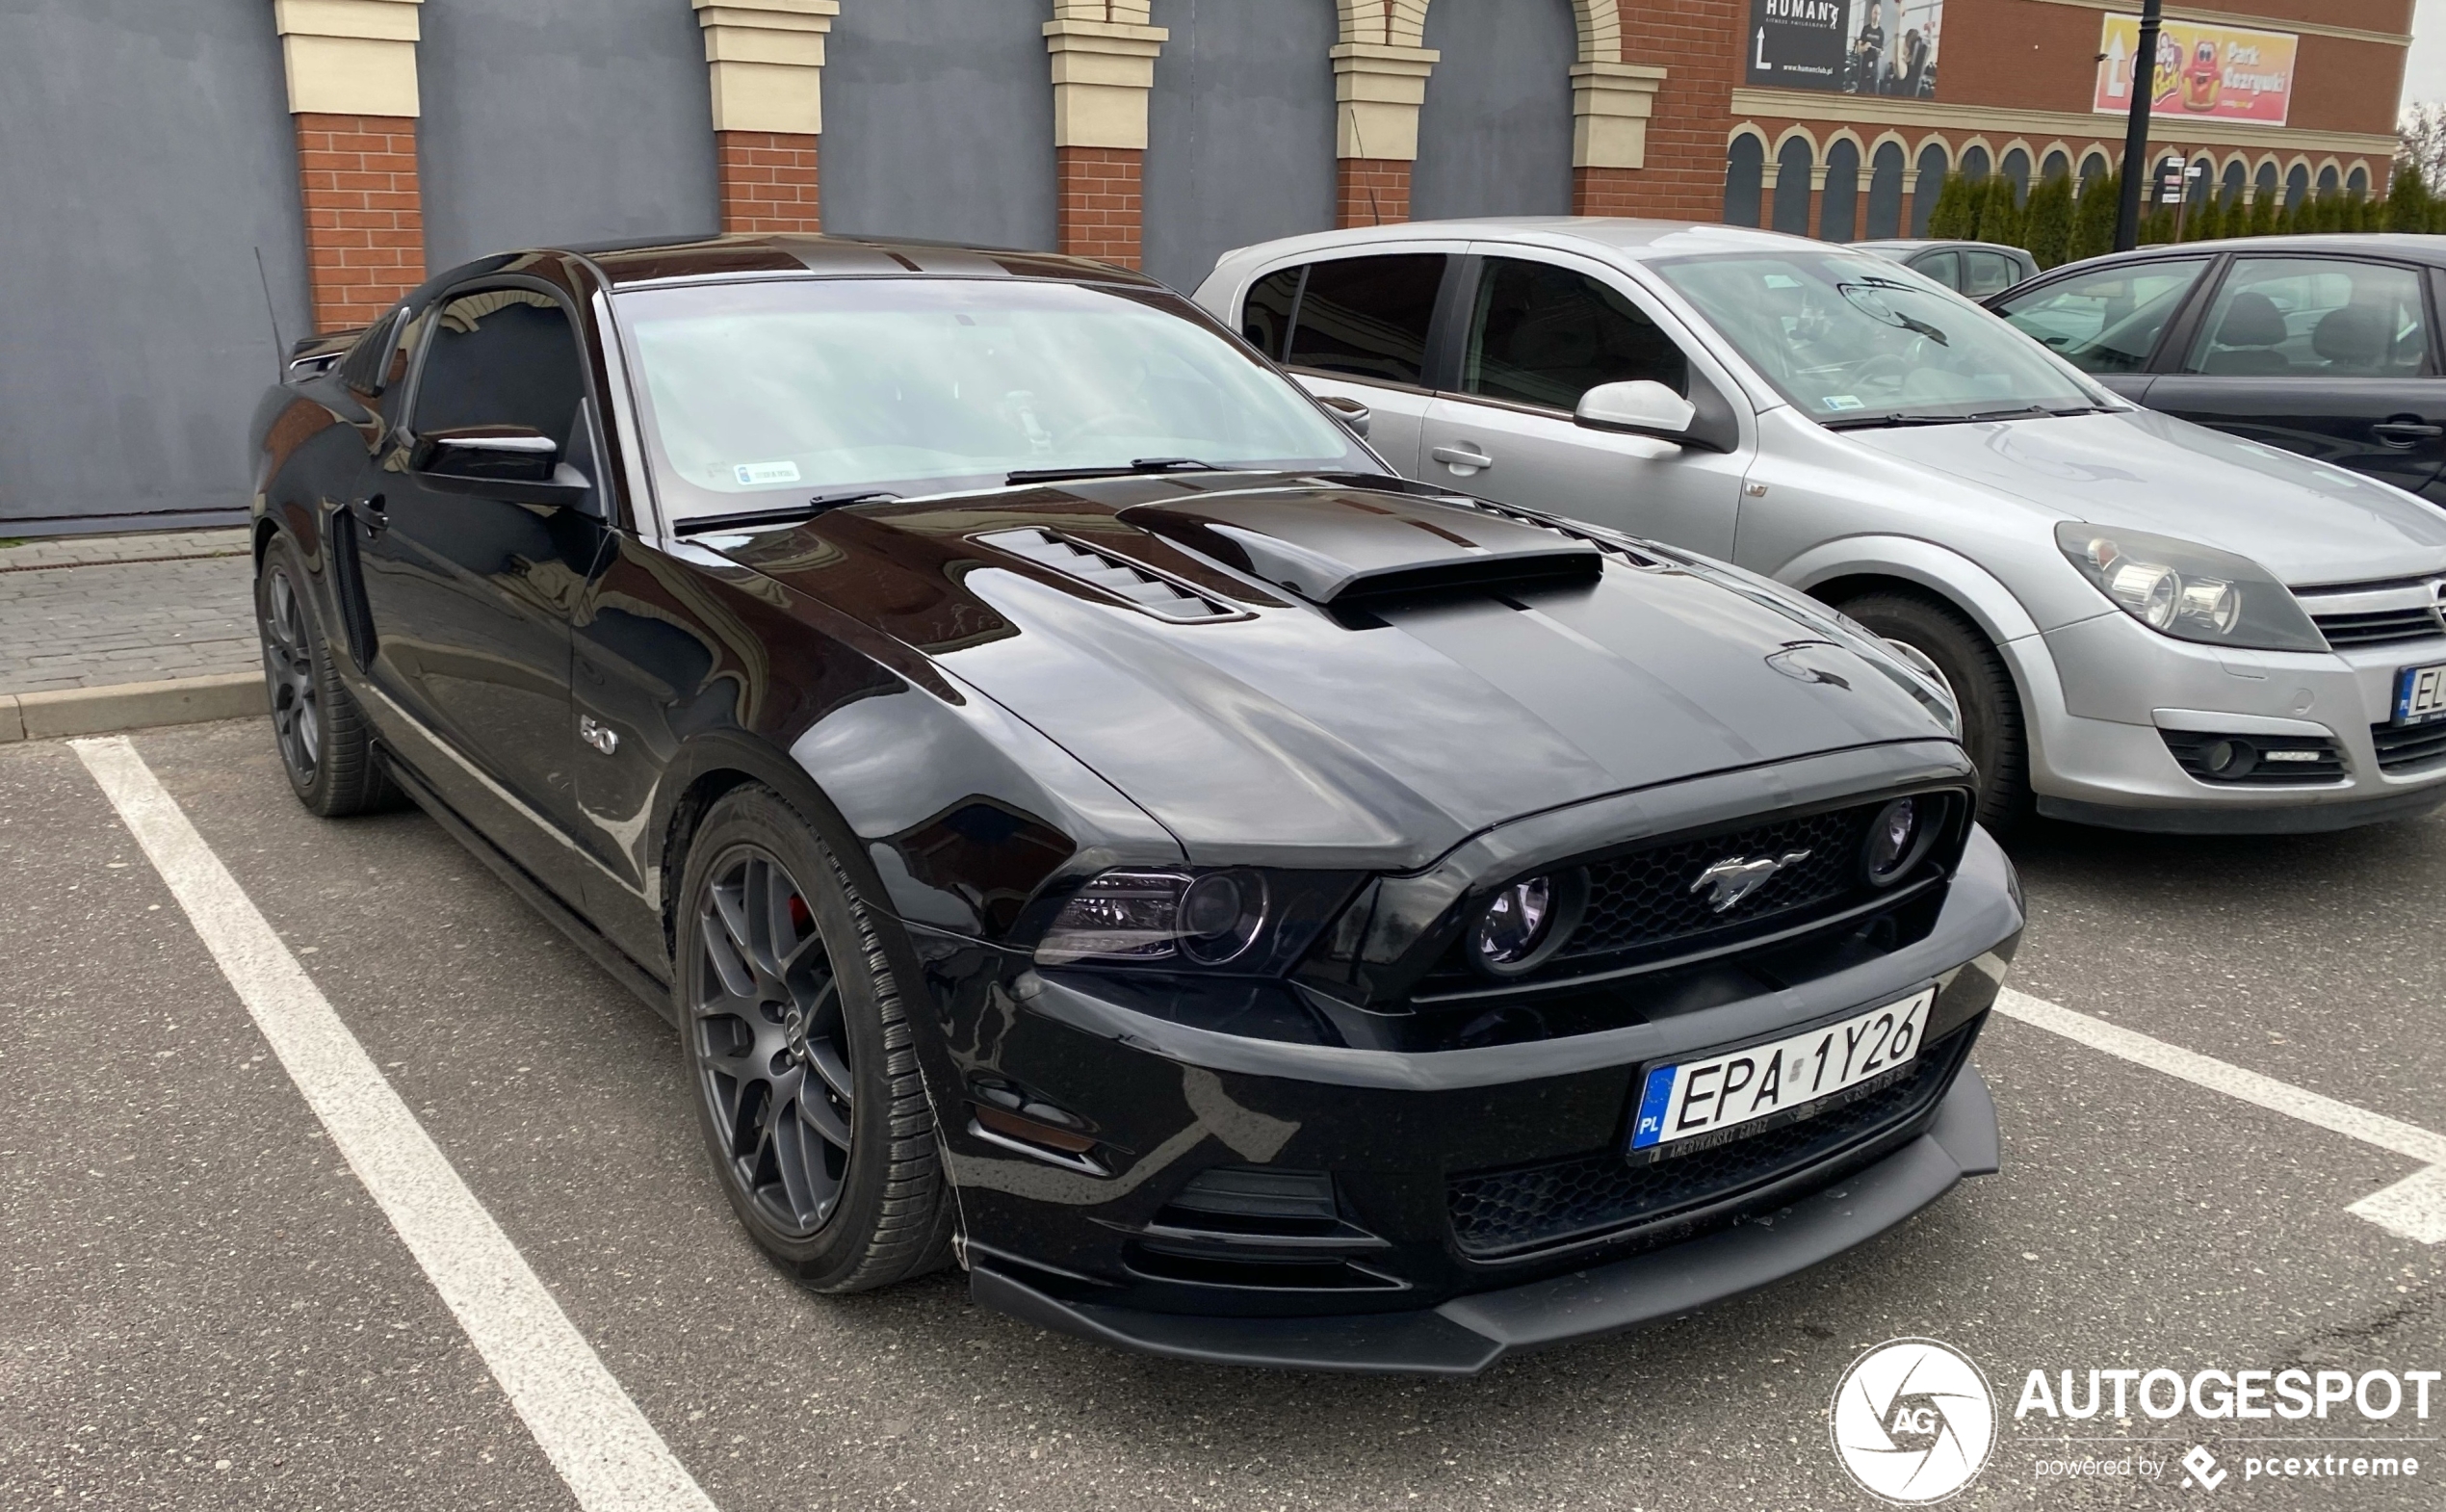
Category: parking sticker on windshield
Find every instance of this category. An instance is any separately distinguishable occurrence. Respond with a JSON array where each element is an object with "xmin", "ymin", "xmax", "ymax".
[
  {"xmin": 1823, "ymin": 395, "xmax": 1865, "ymax": 410},
  {"xmin": 733, "ymin": 459, "xmax": 801, "ymax": 486}
]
